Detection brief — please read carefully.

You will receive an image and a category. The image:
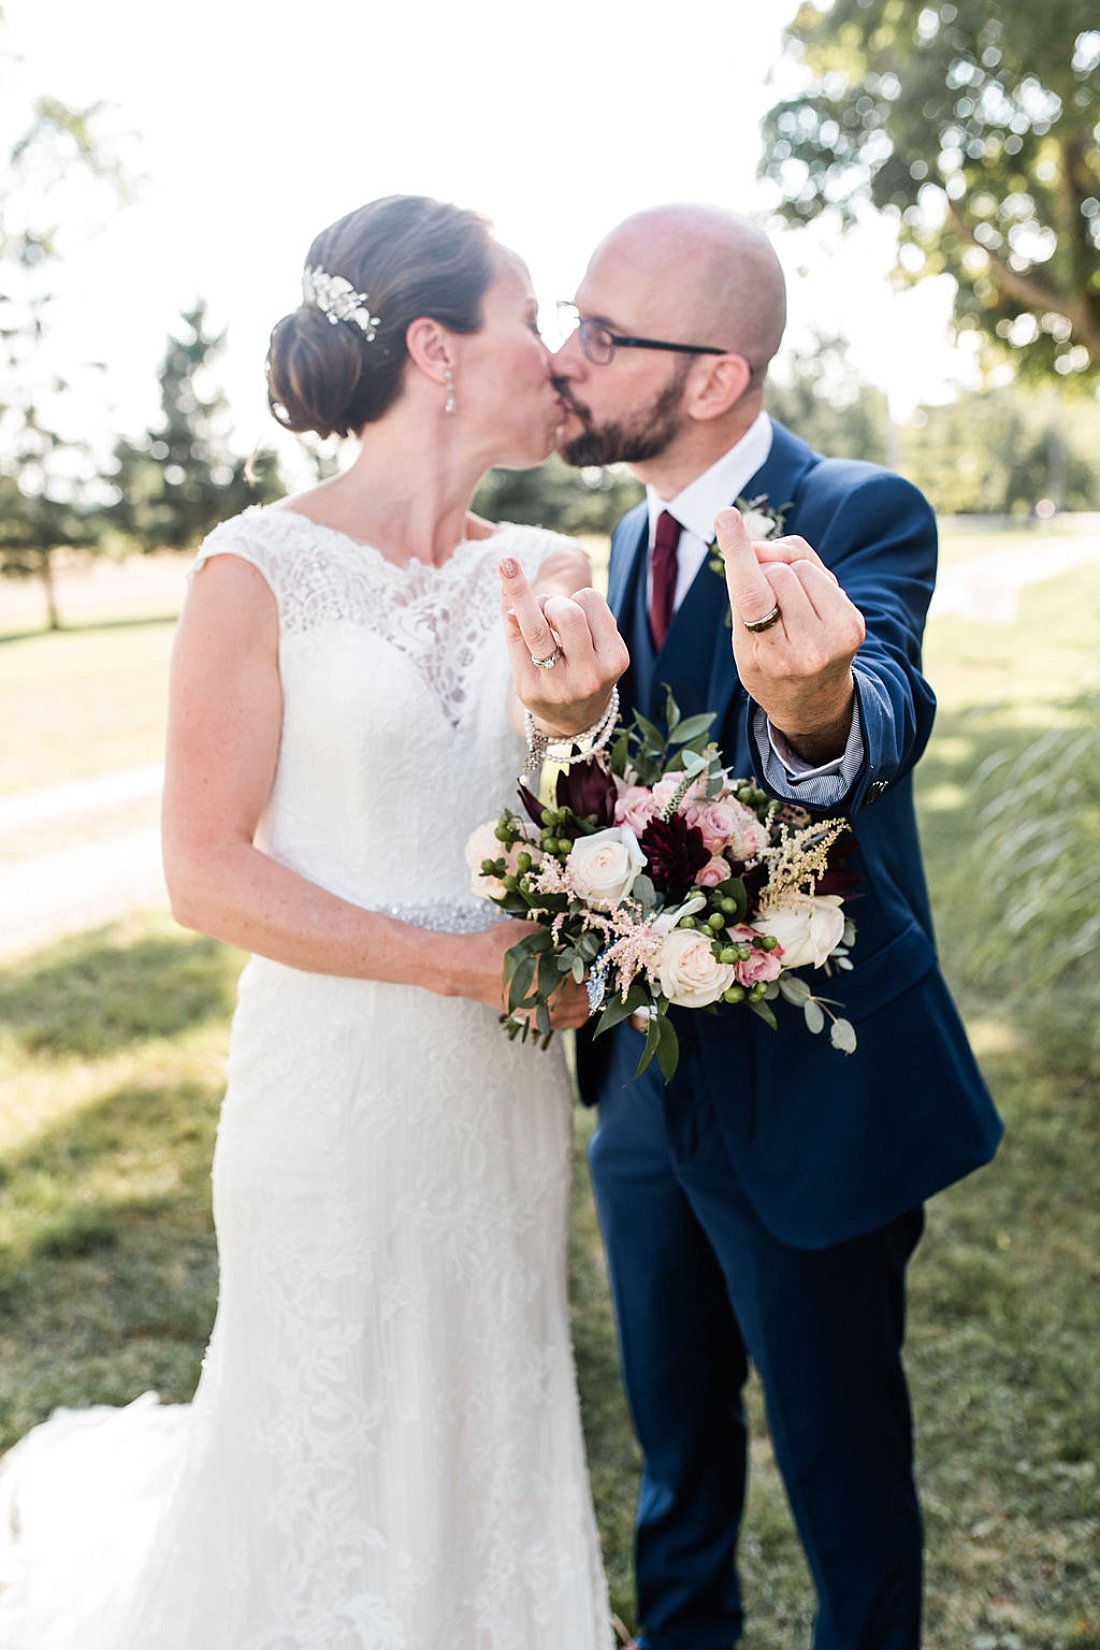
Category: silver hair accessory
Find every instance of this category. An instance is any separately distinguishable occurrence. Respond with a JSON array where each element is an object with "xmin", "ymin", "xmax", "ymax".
[{"xmin": 302, "ymin": 265, "xmax": 381, "ymax": 340}]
